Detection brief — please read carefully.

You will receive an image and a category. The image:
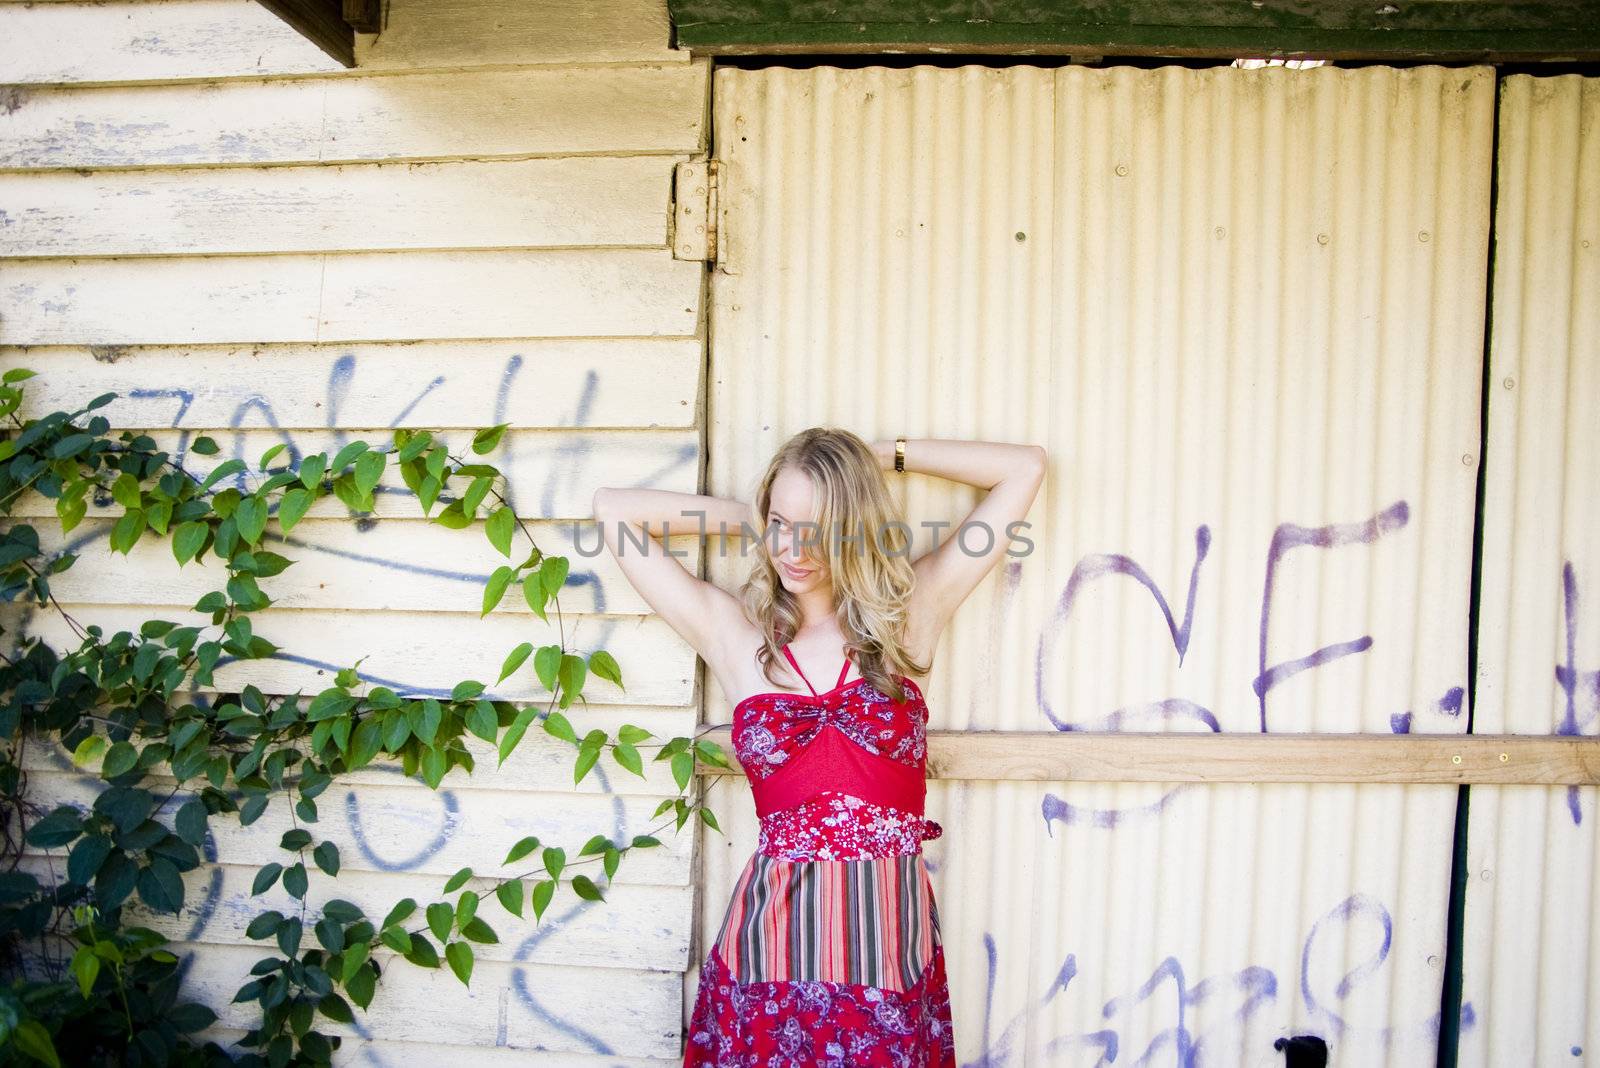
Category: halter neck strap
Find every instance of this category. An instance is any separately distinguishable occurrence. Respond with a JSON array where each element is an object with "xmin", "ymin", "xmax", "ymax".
[{"xmin": 780, "ymin": 644, "xmax": 853, "ymax": 695}]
